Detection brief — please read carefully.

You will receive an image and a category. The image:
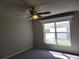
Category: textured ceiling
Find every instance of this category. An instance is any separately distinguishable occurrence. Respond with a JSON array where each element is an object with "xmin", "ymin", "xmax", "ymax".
[
  {"xmin": 0, "ymin": 0, "xmax": 48, "ymax": 8},
  {"xmin": 0, "ymin": 0, "xmax": 79, "ymax": 17}
]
